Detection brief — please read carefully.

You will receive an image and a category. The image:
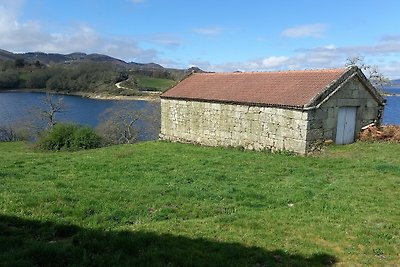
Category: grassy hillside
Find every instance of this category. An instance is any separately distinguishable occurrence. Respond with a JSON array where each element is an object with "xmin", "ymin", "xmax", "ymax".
[
  {"xmin": 0, "ymin": 49, "xmax": 195, "ymax": 95},
  {"xmin": 135, "ymin": 75, "xmax": 177, "ymax": 91},
  {"xmin": 0, "ymin": 141, "xmax": 399, "ymax": 266},
  {"xmin": 120, "ymin": 75, "xmax": 177, "ymax": 92}
]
